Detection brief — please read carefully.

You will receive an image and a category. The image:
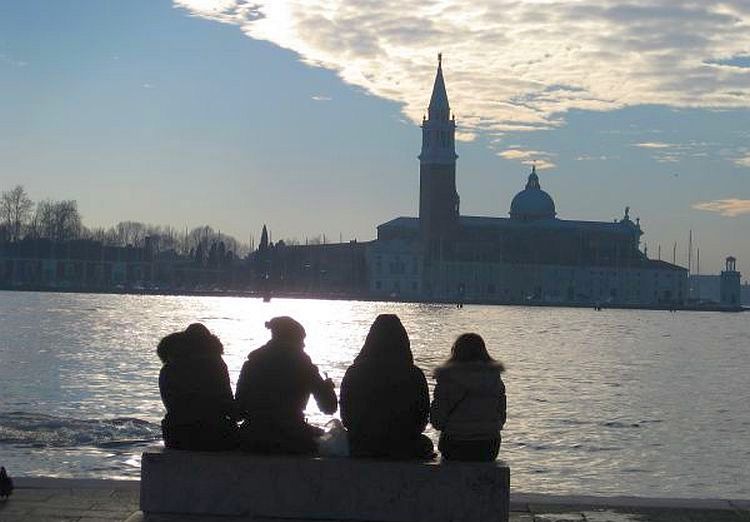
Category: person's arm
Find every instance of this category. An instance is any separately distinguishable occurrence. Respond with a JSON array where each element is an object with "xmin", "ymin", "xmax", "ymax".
[
  {"xmin": 234, "ymin": 361, "xmax": 251, "ymax": 419},
  {"xmin": 217, "ymin": 360, "xmax": 238, "ymax": 421},
  {"xmin": 429, "ymin": 378, "xmax": 447, "ymax": 431},
  {"xmin": 414, "ymin": 368, "xmax": 430, "ymax": 434},
  {"xmin": 498, "ymin": 379, "xmax": 507, "ymax": 429},
  {"xmin": 158, "ymin": 366, "xmax": 171, "ymax": 411},
  {"xmin": 310, "ymin": 363, "xmax": 338, "ymax": 415}
]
